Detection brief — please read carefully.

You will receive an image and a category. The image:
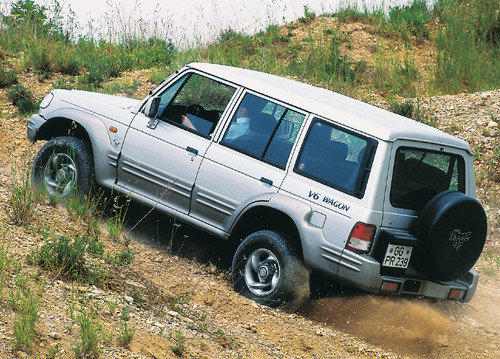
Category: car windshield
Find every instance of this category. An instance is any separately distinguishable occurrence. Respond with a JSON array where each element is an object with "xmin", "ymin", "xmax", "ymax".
[{"xmin": 390, "ymin": 147, "xmax": 465, "ymax": 210}]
